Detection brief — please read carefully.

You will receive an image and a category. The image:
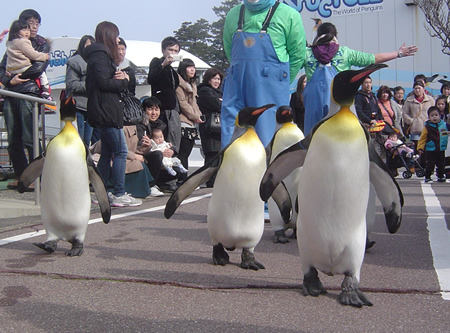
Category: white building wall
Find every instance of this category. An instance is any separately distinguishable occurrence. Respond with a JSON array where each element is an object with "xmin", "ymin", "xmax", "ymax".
[{"xmin": 285, "ymin": 0, "xmax": 450, "ymax": 95}]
